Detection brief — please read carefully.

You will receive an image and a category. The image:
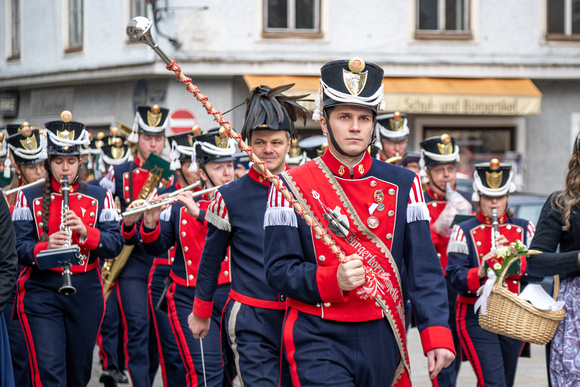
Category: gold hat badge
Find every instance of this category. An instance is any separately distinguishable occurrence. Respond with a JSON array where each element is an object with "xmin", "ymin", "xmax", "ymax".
[
  {"xmin": 215, "ymin": 127, "xmax": 229, "ymax": 149},
  {"xmin": 188, "ymin": 126, "xmax": 202, "ymax": 147},
  {"xmin": 19, "ymin": 122, "xmax": 38, "ymax": 151},
  {"xmin": 437, "ymin": 134, "xmax": 453, "ymax": 155},
  {"xmin": 390, "ymin": 111, "xmax": 404, "ymax": 132},
  {"xmin": 486, "ymin": 158, "xmax": 503, "ymax": 189},
  {"xmin": 57, "ymin": 111, "xmax": 75, "ymax": 141},
  {"xmin": 147, "ymin": 104, "xmax": 162, "ymax": 127},
  {"xmin": 289, "ymin": 139, "xmax": 301, "ymax": 158},
  {"xmin": 343, "ymin": 57, "xmax": 368, "ymax": 96}
]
